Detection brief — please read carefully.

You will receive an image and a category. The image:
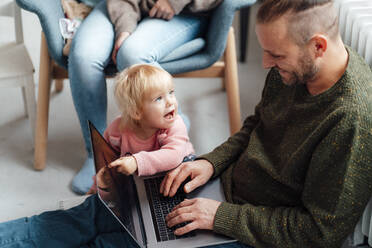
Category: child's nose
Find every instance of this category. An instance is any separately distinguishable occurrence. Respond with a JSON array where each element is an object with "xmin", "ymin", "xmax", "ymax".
[{"xmin": 165, "ymin": 96, "xmax": 174, "ymax": 106}]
